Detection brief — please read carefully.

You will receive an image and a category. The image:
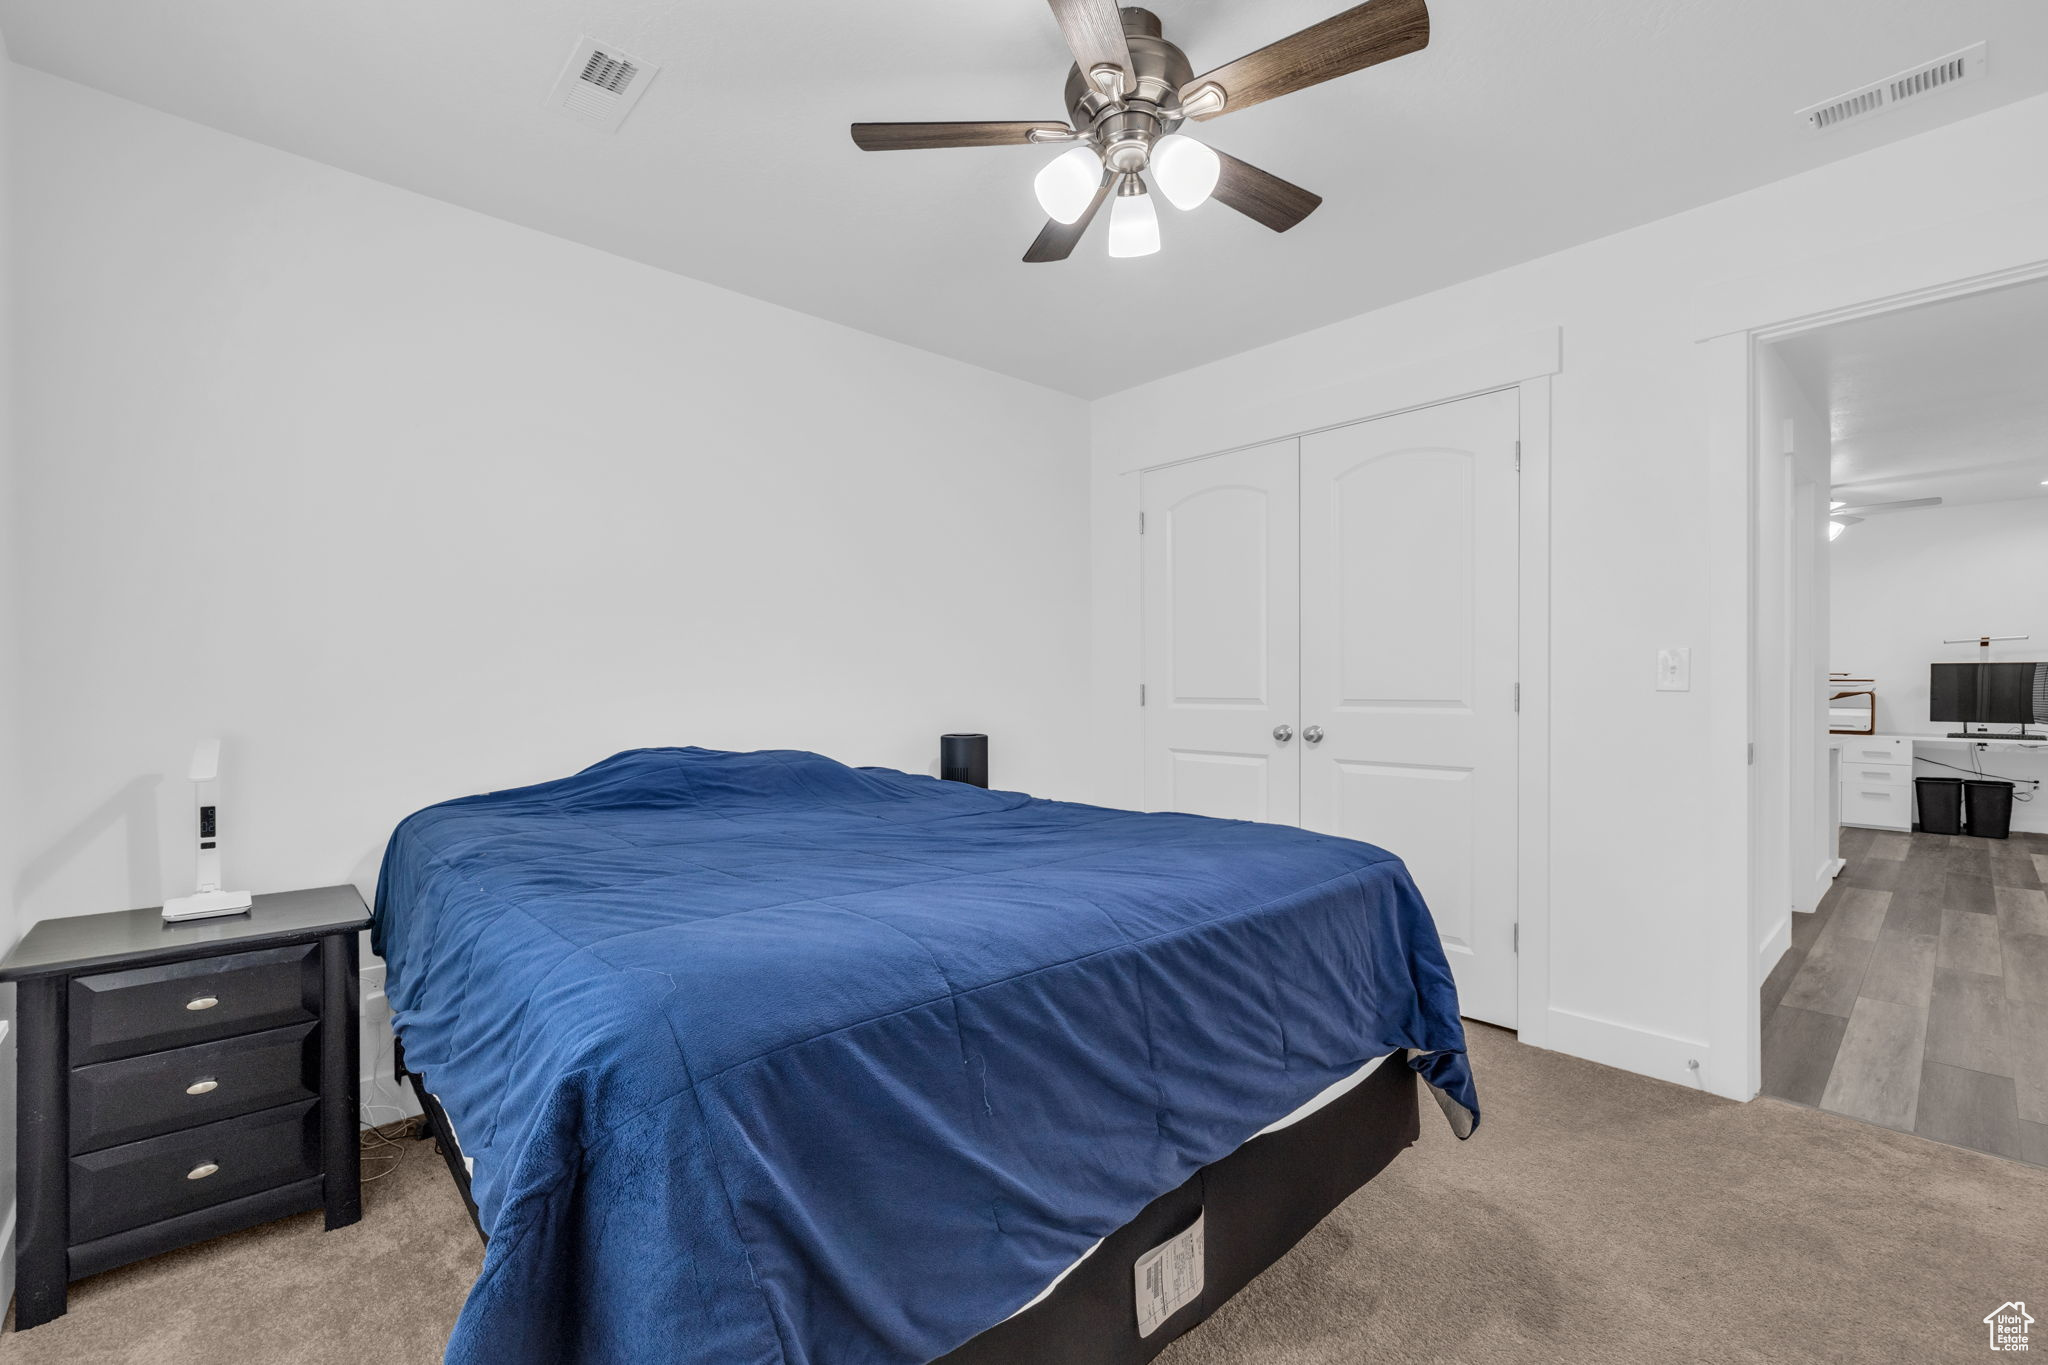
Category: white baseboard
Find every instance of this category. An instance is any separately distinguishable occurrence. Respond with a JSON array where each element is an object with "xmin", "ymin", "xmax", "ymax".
[
  {"xmin": 1794, "ymin": 857, "xmax": 1838, "ymax": 915},
  {"xmin": 358, "ymin": 962, "xmax": 420, "ymax": 1127},
  {"xmin": 1757, "ymin": 915, "xmax": 1793, "ymax": 978},
  {"xmin": 1541, "ymin": 1005, "xmax": 1722, "ymax": 1097}
]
